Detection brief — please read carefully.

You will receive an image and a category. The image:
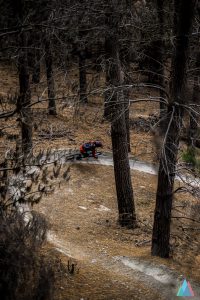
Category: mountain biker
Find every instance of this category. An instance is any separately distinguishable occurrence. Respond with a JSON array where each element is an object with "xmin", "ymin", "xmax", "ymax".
[{"xmin": 80, "ymin": 141, "xmax": 103, "ymax": 158}]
